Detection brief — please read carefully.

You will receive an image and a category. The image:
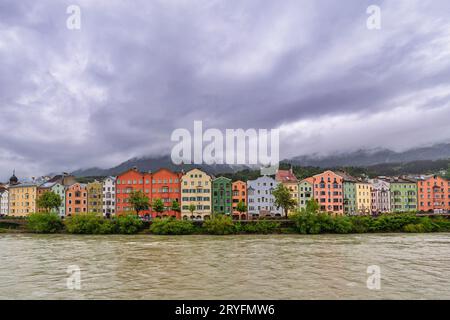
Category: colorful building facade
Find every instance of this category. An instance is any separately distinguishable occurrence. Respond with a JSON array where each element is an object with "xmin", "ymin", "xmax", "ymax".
[
  {"xmin": 356, "ymin": 181, "xmax": 372, "ymax": 215},
  {"xmin": 369, "ymin": 178, "xmax": 391, "ymax": 214},
  {"xmin": 65, "ymin": 183, "xmax": 87, "ymax": 215},
  {"xmin": 247, "ymin": 176, "xmax": 281, "ymax": 218},
  {"xmin": 102, "ymin": 177, "xmax": 116, "ymax": 217},
  {"xmin": 0, "ymin": 189, "xmax": 8, "ymax": 216},
  {"xmin": 312, "ymin": 171, "xmax": 344, "ymax": 215},
  {"xmin": 337, "ymin": 172, "xmax": 357, "ymax": 215},
  {"xmin": 382, "ymin": 177, "xmax": 418, "ymax": 213},
  {"xmin": 417, "ymin": 175, "xmax": 450, "ymax": 213},
  {"xmin": 151, "ymin": 168, "xmax": 182, "ymax": 218},
  {"xmin": 87, "ymin": 181, "xmax": 103, "ymax": 214},
  {"xmin": 180, "ymin": 168, "xmax": 212, "ymax": 220},
  {"xmin": 51, "ymin": 183, "xmax": 66, "ymax": 217},
  {"xmin": 212, "ymin": 177, "xmax": 232, "ymax": 215},
  {"xmin": 232, "ymin": 180, "xmax": 247, "ymax": 219},
  {"xmin": 8, "ymin": 183, "xmax": 38, "ymax": 217},
  {"xmin": 298, "ymin": 178, "xmax": 314, "ymax": 211},
  {"xmin": 275, "ymin": 169, "xmax": 298, "ymax": 214},
  {"xmin": 116, "ymin": 168, "xmax": 151, "ymax": 216}
]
